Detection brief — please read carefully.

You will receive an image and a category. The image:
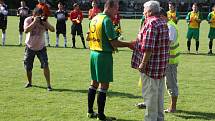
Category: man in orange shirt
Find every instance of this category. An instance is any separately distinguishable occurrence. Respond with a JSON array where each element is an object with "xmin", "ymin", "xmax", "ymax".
[
  {"xmin": 37, "ymin": 0, "xmax": 51, "ymax": 47},
  {"xmin": 70, "ymin": 3, "xmax": 86, "ymax": 48},
  {"xmin": 88, "ymin": 1, "xmax": 101, "ymax": 20}
]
